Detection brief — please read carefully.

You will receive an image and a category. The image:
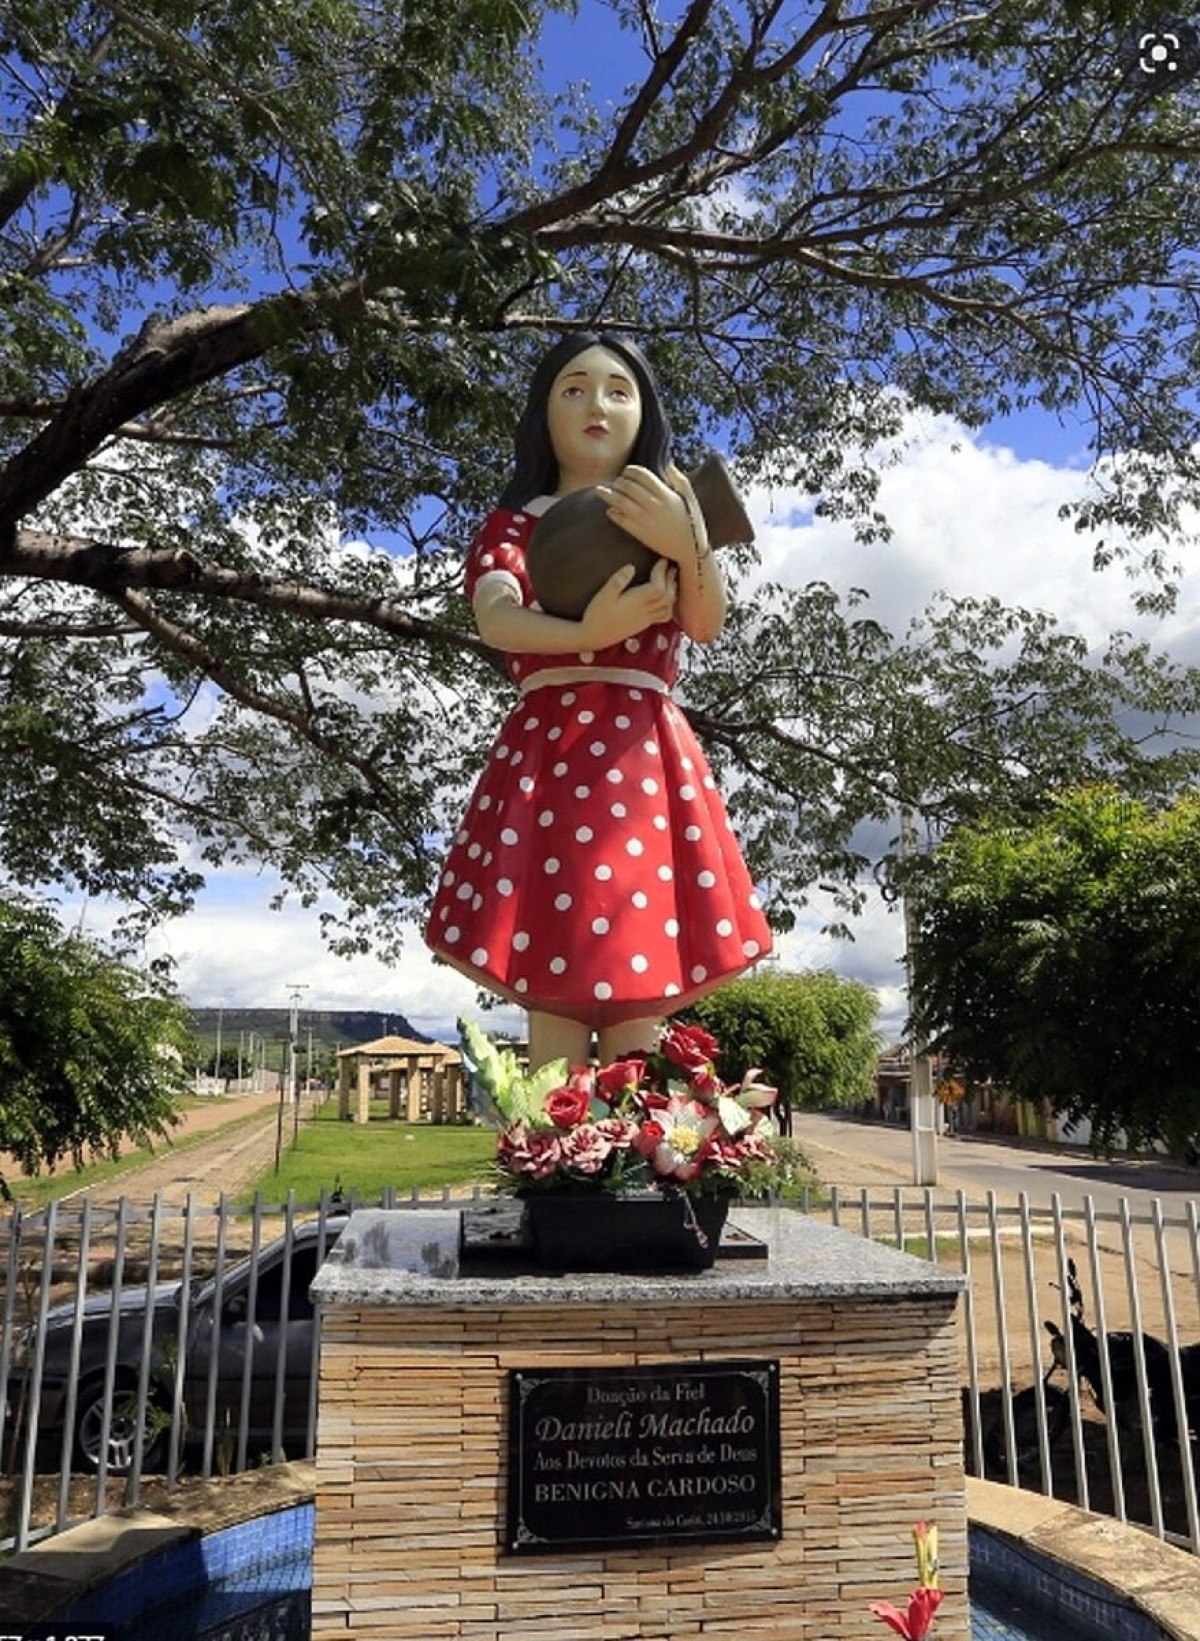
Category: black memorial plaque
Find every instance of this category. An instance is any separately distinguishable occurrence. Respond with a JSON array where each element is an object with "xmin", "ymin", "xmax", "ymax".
[{"xmin": 505, "ymin": 1359, "xmax": 781, "ymax": 1554}]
